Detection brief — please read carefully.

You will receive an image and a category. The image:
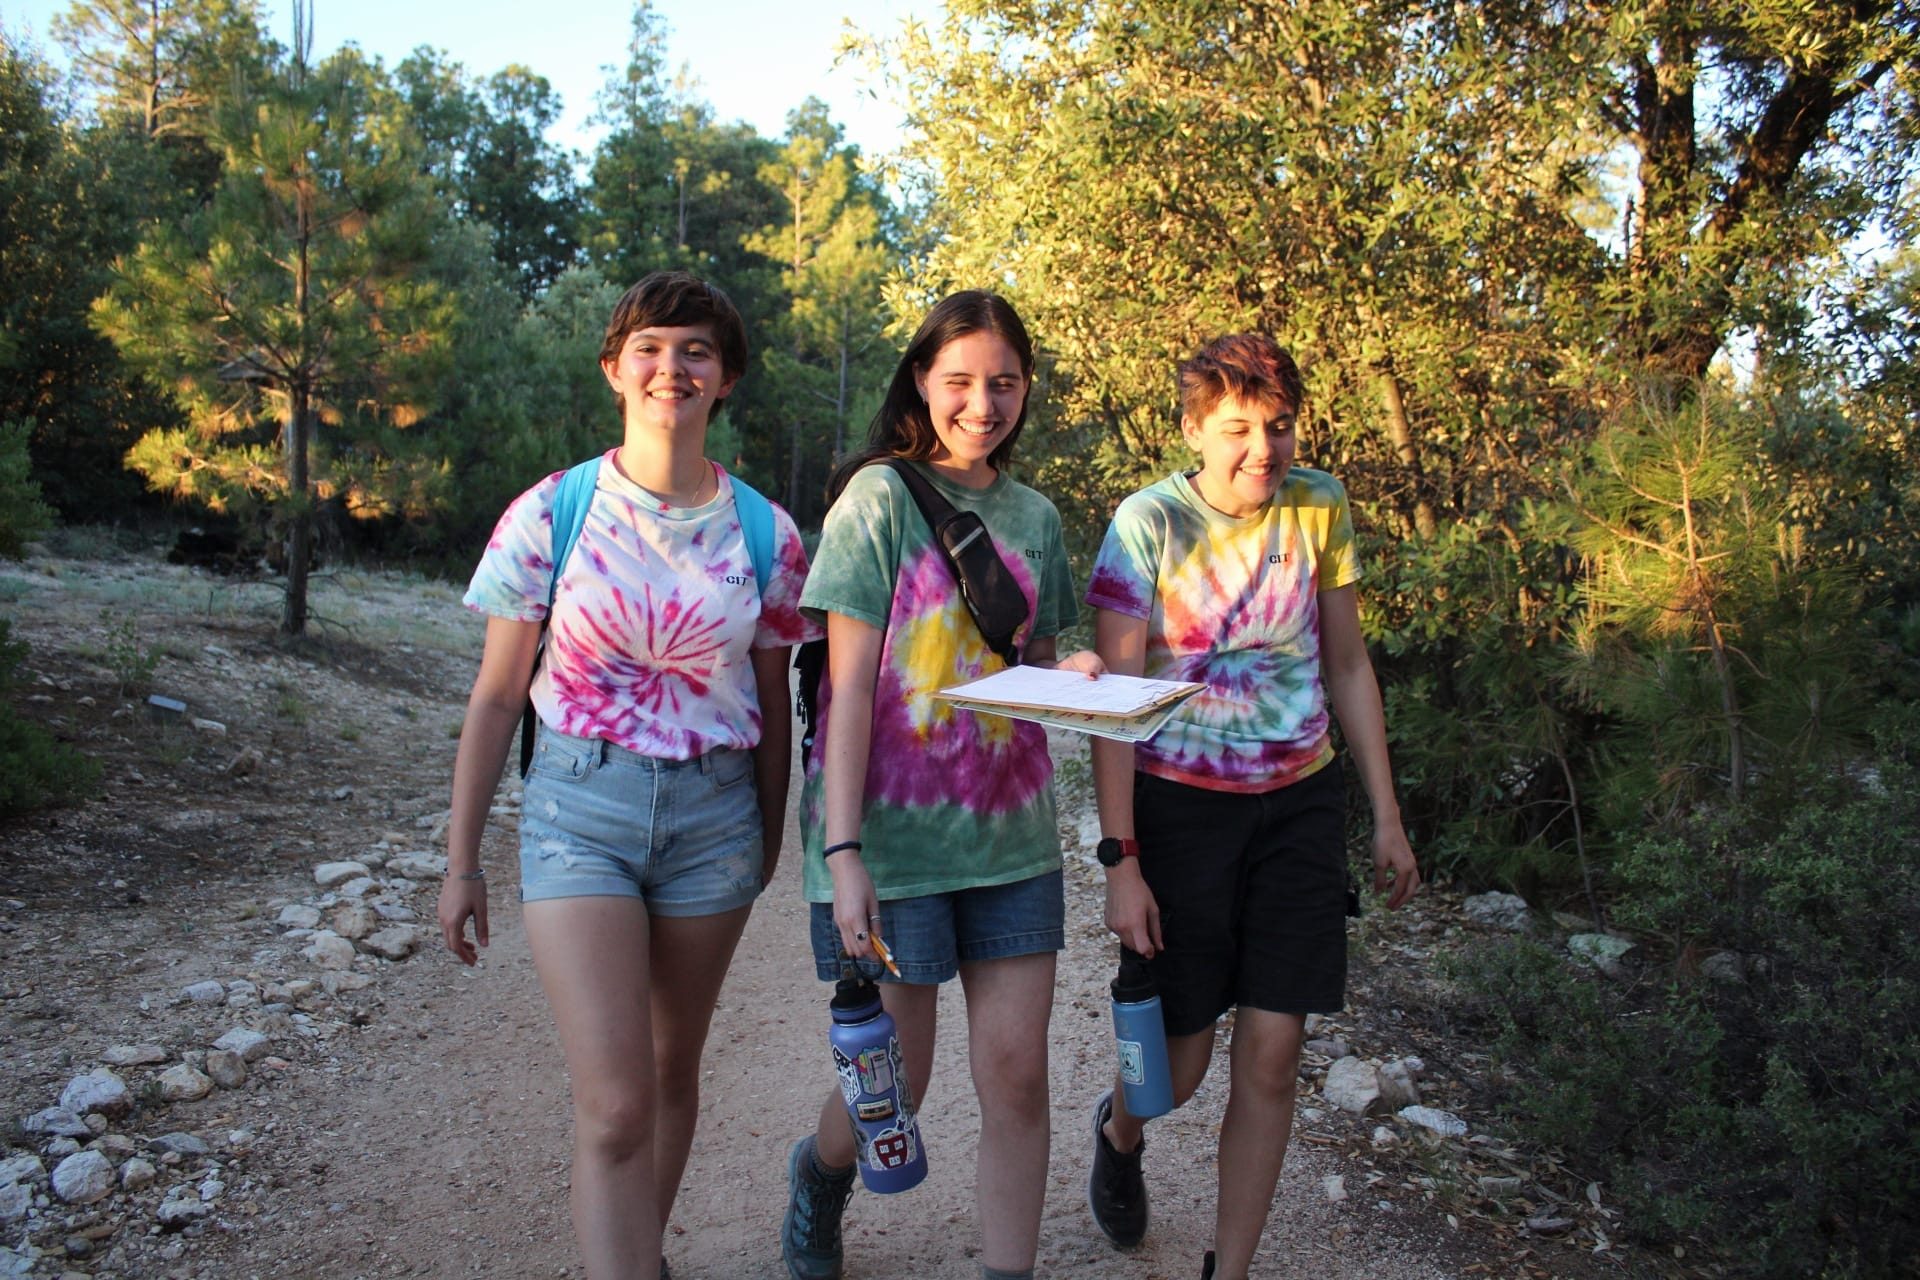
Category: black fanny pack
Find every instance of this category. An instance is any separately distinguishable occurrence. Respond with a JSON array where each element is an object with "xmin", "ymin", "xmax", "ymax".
[
  {"xmin": 883, "ymin": 459, "xmax": 1028, "ymax": 666},
  {"xmin": 794, "ymin": 458, "xmax": 1032, "ymax": 761}
]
